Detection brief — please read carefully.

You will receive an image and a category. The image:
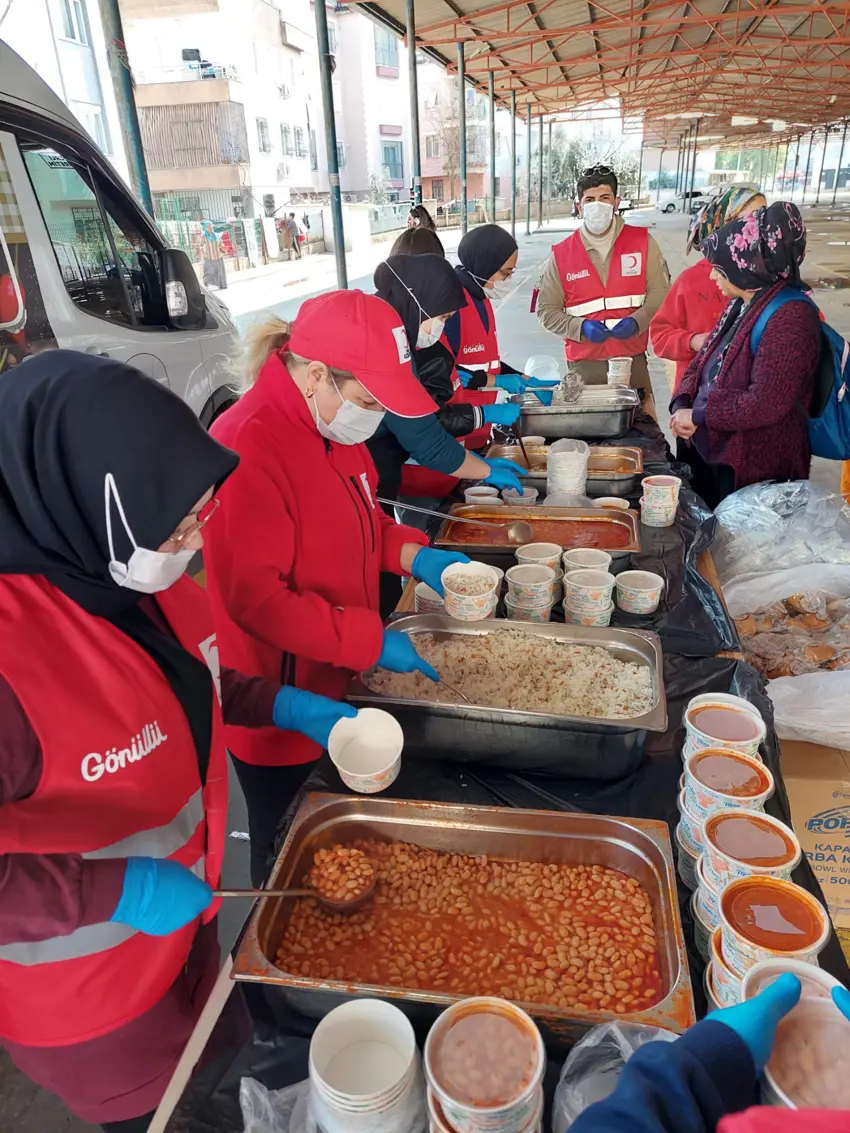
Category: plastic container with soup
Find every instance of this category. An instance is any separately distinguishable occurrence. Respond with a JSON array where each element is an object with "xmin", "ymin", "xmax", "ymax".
[
  {"xmin": 682, "ymin": 694, "xmax": 766, "ymax": 760},
  {"xmin": 702, "ymin": 810, "xmax": 801, "ymax": 891},
  {"xmin": 683, "ymin": 748, "xmax": 774, "ymax": 820},
  {"xmin": 719, "ymin": 876, "xmax": 831, "ymax": 978}
]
